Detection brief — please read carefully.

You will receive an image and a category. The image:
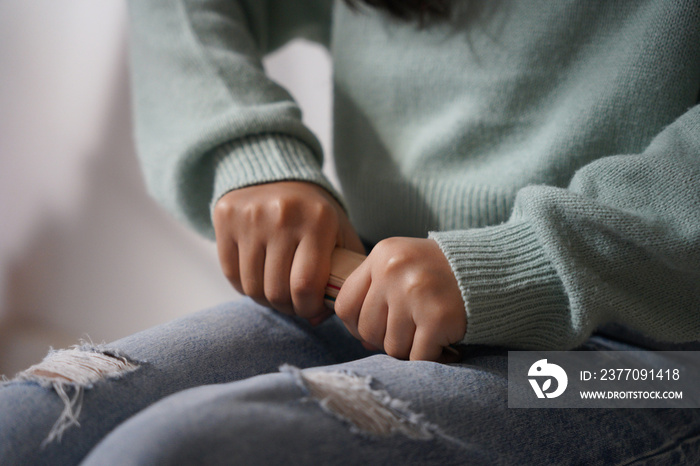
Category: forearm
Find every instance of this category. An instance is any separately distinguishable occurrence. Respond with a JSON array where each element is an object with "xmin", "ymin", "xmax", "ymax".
[{"xmin": 127, "ymin": 0, "xmax": 334, "ymax": 237}]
